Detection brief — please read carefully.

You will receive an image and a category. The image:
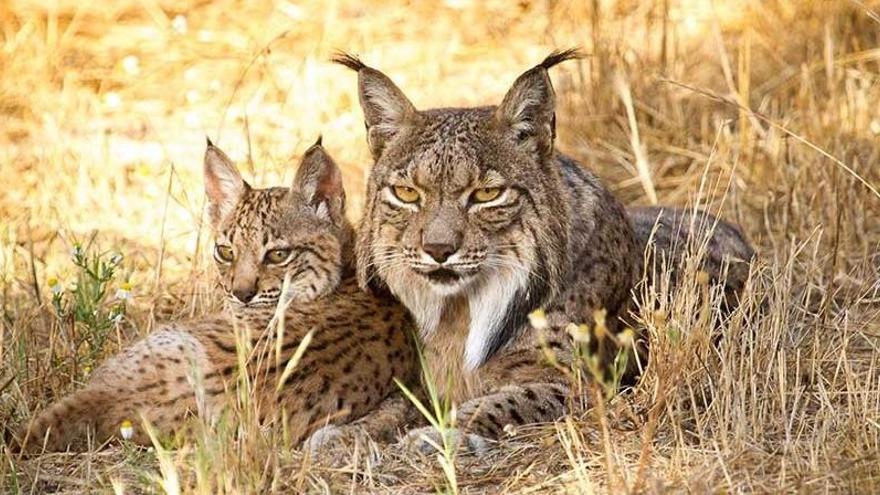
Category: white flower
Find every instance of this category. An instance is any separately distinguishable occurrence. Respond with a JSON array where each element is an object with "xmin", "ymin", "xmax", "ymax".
[
  {"xmin": 528, "ymin": 309, "xmax": 549, "ymax": 330},
  {"xmin": 115, "ymin": 282, "xmax": 133, "ymax": 301},
  {"xmin": 110, "ymin": 253, "xmax": 124, "ymax": 266},
  {"xmin": 71, "ymin": 243, "xmax": 83, "ymax": 258},
  {"xmin": 110, "ymin": 312, "xmax": 124, "ymax": 325},
  {"xmin": 119, "ymin": 419, "xmax": 134, "ymax": 440},
  {"xmin": 566, "ymin": 323, "xmax": 591, "ymax": 344},
  {"xmin": 617, "ymin": 328, "xmax": 636, "ymax": 348},
  {"xmin": 47, "ymin": 277, "xmax": 63, "ymax": 295},
  {"xmin": 171, "ymin": 15, "xmax": 188, "ymax": 35}
]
